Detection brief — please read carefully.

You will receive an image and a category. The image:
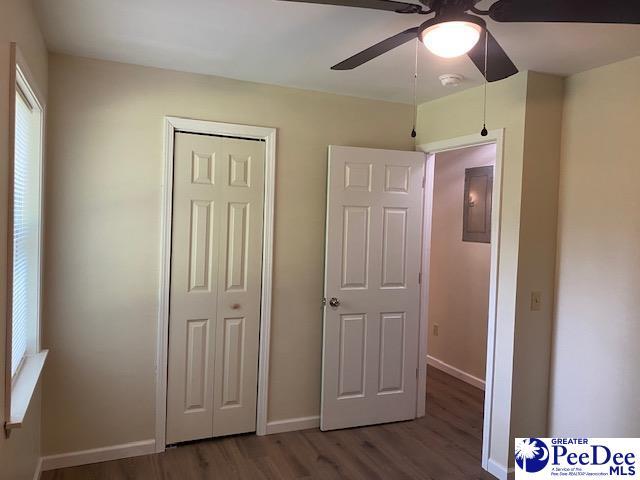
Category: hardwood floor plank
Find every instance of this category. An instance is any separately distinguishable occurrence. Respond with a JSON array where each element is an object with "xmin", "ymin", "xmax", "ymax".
[{"xmin": 313, "ymin": 428, "xmax": 388, "ymax": 480}]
